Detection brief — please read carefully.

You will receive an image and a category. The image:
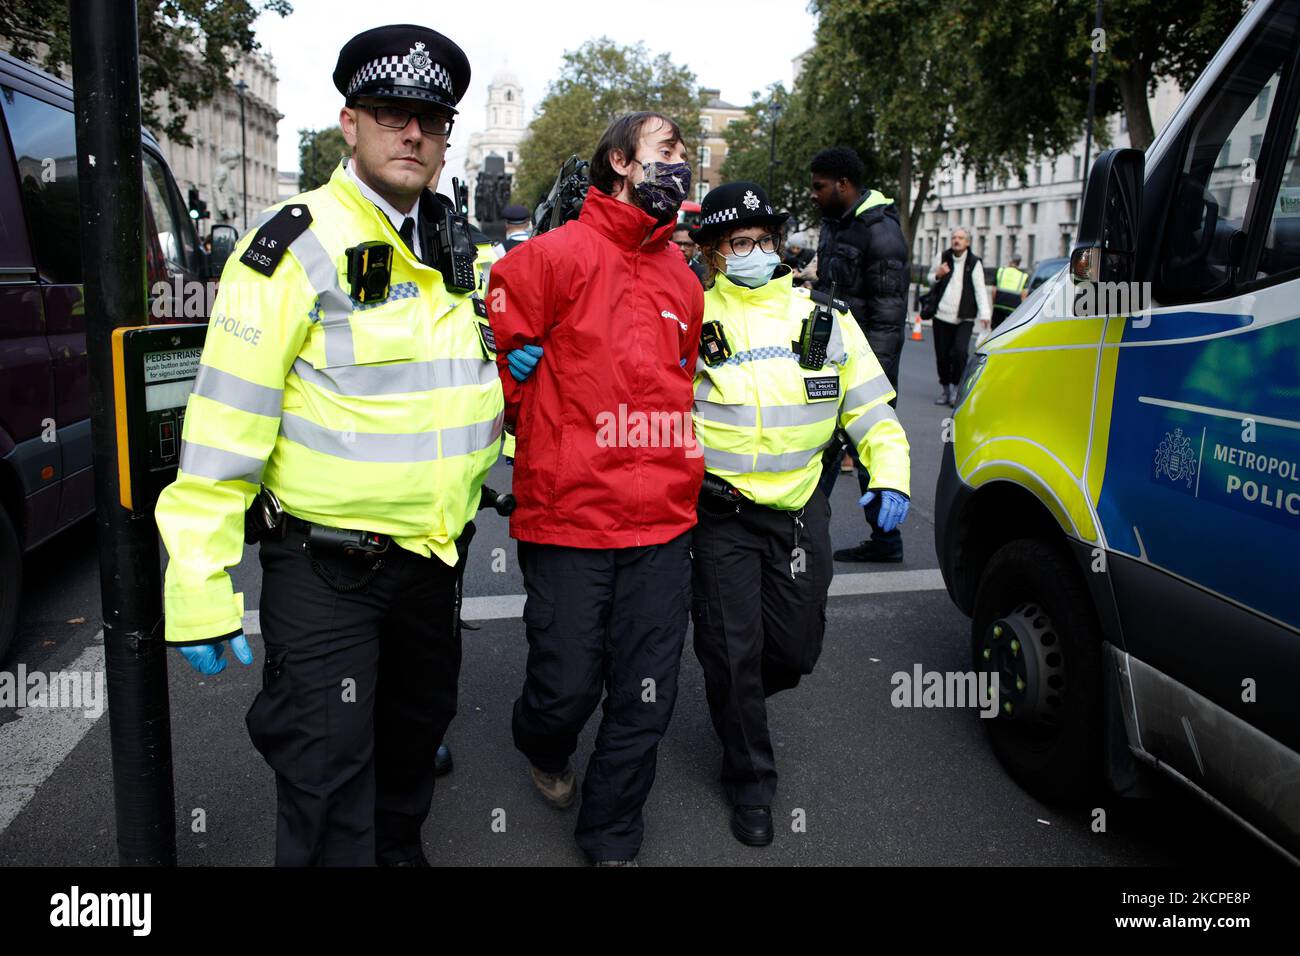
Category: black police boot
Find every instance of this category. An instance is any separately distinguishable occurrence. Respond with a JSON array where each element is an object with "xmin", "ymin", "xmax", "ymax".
[
  {"xmin": 435, "ymin": 743, "xmax": 453, "ymax": 777},
  {"xmin": 731, "ymin": 805, "xmax": 774, "ymax": 847},
  {"xmin": 934, "ymin": 385, "xmax": 950, "ymax": 405},
  {"xmin": 833, "ymin": 538, "xmax": 904, "ymax": 562}
]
